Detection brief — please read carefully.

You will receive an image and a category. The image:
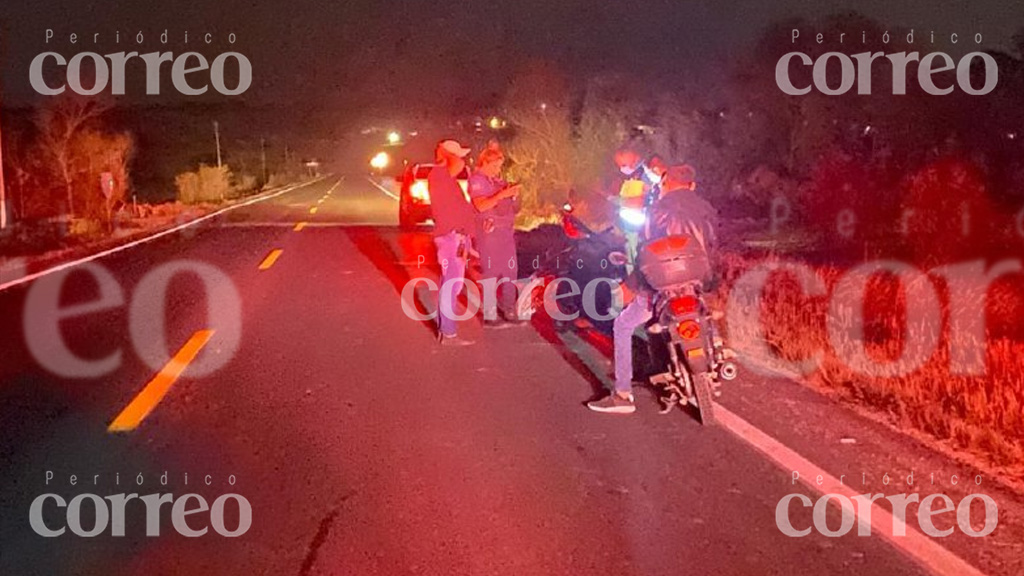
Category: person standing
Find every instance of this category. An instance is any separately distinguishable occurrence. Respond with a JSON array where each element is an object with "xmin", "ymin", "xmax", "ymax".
[
  {"xmin": 469, "ymin": 143, "xmax": 522, "ymax": 326},
  {"xmin": 429, "ymin": 139, "xmax": 476, "ymax": 345}
]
